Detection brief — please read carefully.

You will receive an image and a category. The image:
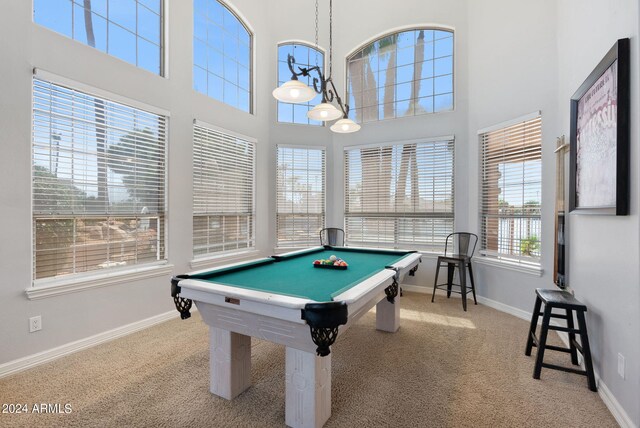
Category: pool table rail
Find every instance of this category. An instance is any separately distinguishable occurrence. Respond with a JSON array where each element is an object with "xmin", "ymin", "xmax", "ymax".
[{"xmin": 170, "ymin": 247, "xmax": 422, "ymax": 428}]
